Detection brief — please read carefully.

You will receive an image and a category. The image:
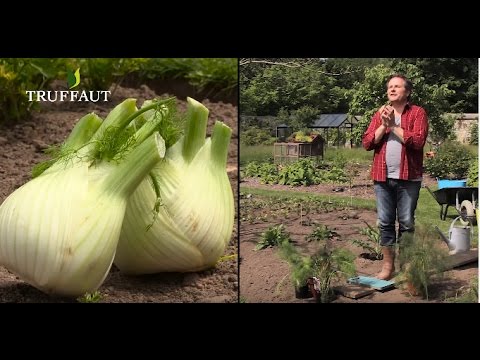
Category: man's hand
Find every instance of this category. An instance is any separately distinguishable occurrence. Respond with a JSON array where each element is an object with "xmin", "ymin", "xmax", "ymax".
[{"xmin": 380, "ymin": 105, "xmax": 395, "ymax": 127}]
